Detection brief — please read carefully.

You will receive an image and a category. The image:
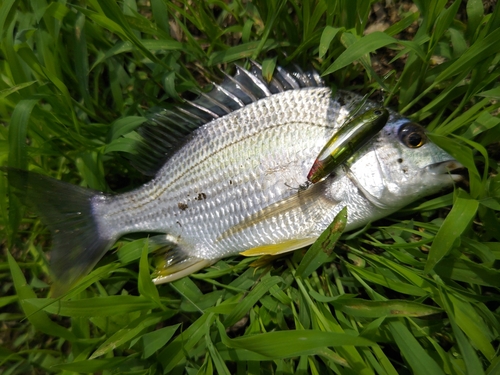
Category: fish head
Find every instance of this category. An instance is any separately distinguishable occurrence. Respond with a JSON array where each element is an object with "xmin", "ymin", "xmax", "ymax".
[{"xmin": 346, "ymin": 118, "xmax": 463, "ymax": 209}]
